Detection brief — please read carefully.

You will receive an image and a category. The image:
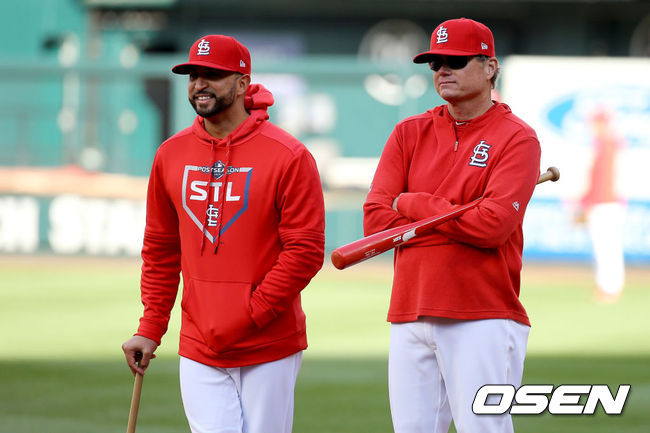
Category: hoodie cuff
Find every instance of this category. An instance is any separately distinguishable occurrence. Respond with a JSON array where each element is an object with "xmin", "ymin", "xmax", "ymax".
[
  {"xmin": 249, "ymin": 290, "xmax": 277, "ymax": 329},
  {"xmin": 136, "ymin": 319, "xmax": 165, "ymax": 345}
]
